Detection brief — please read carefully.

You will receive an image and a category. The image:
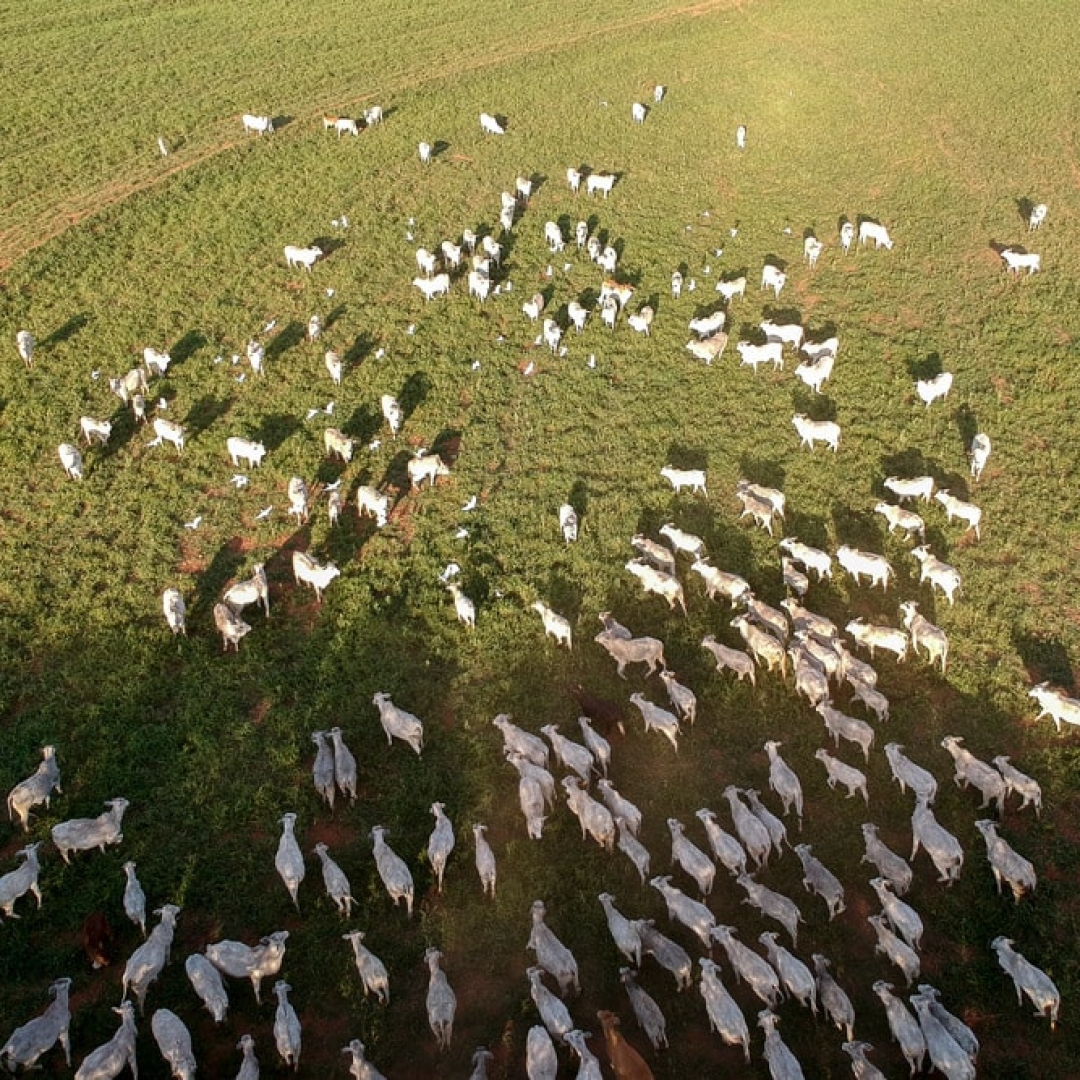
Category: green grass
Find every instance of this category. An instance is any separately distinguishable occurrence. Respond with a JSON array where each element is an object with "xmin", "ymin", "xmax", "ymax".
[{"xmin": 2, "ymin": 0, "xmax": 1080, "ymax": 1076}]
